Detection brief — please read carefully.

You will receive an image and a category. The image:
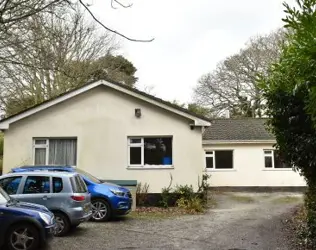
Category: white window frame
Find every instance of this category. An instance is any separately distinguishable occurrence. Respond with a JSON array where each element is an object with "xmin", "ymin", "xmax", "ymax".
[
  {"xmin": 205, "ymin": 151, "xmax": 215, "ymax": 169},
  {"xmin": 263, "ymin": 149, "xmax": 291, "ymax": 169},
  {"xmin": 205, "ymin": 150, "xmax": 234, "ymax": 170},
  {"xmin": 127, "ymin": 136, "xmax": 173, "ymax": 168},
  {"xmin": 32, "ymin": 138, "xmax": 77, "ymax": 167},
  {"xmin": 33, "ymin": 139, "xmax": 49, "ymax": 165}
]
